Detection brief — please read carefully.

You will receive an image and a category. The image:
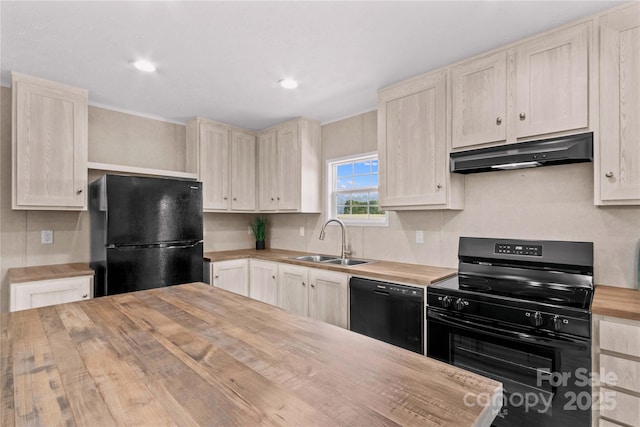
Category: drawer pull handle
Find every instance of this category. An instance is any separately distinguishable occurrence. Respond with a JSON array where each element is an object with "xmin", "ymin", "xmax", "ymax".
[
  {"xmin": 605, "ymin": 172, "xmax": 614, "ymax": 178},
  {"xmin": 82, "ymin": 294, "xmax": 88, "ymax": 298}
]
